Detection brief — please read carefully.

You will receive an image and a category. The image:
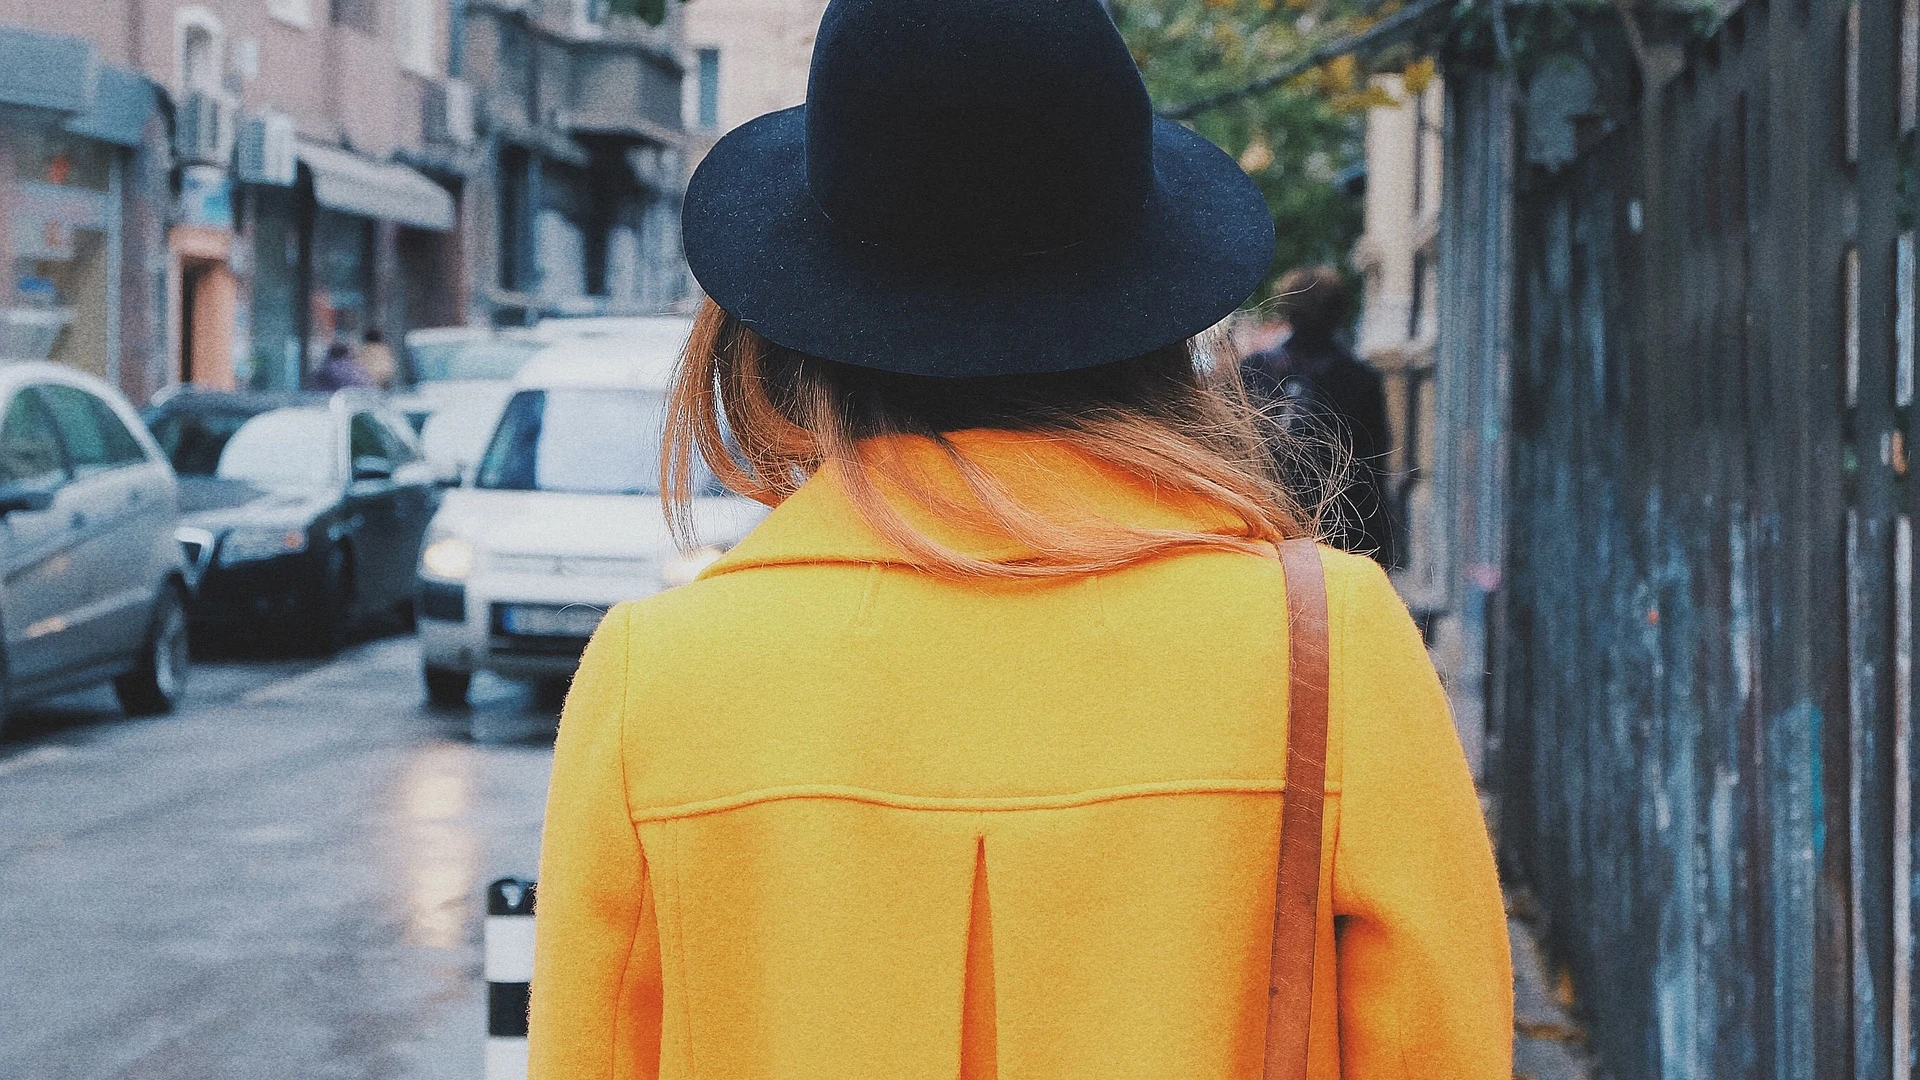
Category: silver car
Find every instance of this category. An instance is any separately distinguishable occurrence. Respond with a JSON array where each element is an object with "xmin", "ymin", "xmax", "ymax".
[{"xmin": 0, "ymin": 364, "xmax": 188, "ymax": 734}]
